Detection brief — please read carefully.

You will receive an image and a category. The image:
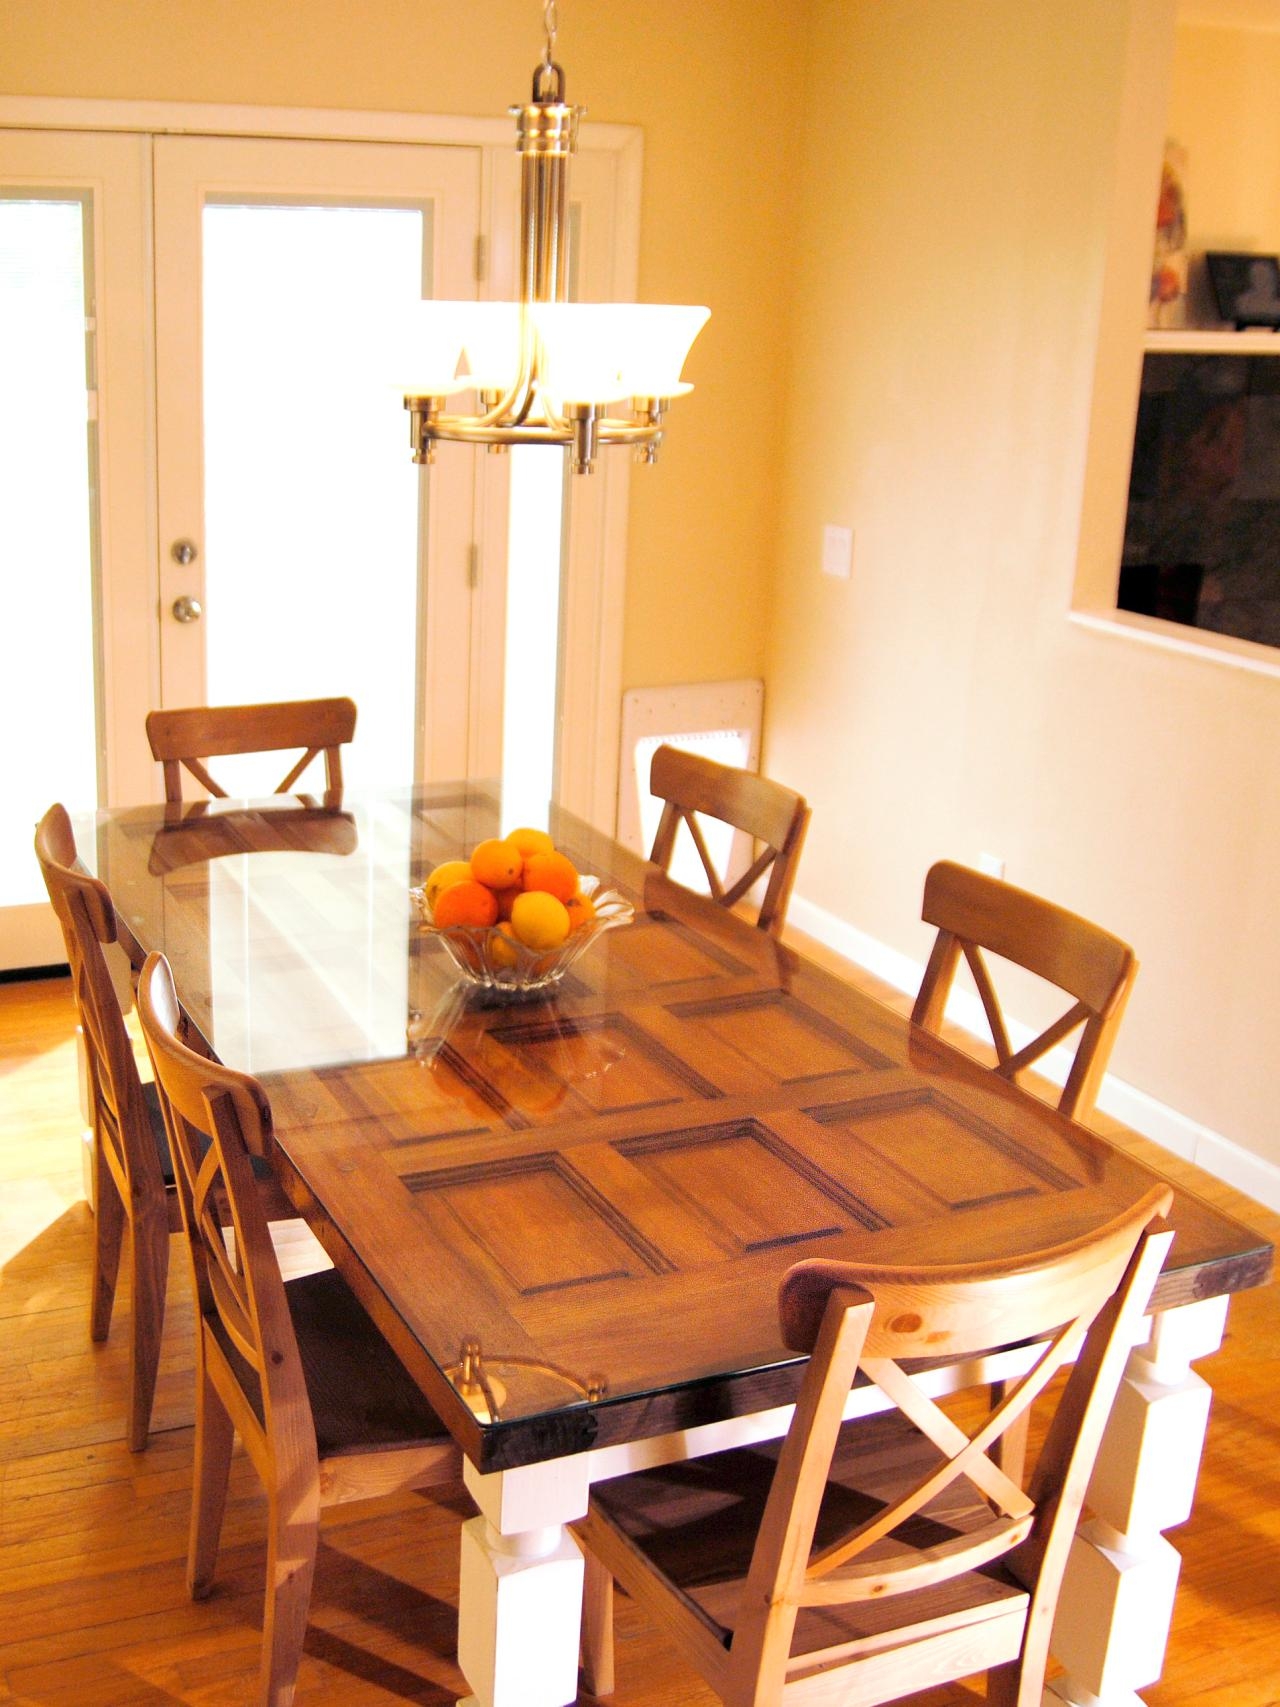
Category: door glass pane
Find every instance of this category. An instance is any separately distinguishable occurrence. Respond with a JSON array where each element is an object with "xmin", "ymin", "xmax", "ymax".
[
  {"xmin": 201, "ymin": 202, "xmax": 430, "ymax": 793},
  {"xmin": 0, "ymin": 196, "xmax": 99, "ymax": 906}
]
